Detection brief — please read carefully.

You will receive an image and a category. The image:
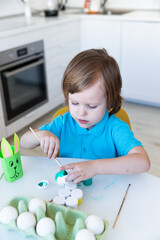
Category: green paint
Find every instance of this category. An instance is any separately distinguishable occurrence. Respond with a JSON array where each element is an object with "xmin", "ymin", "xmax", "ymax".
[
  {"xmin": 103, "ymin": 176, "xmax": 119, "ymax": 189},
  {"xmin": 55, "ymin": 170, "xmax": 68, "ymax": 182},
  {"xmin": 38, "ymin": 181, "xmax": 48, "ymax": 188},
  {"xmin": 83, "ymin": 178, "xmax": 92, "ymax": 186}
]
